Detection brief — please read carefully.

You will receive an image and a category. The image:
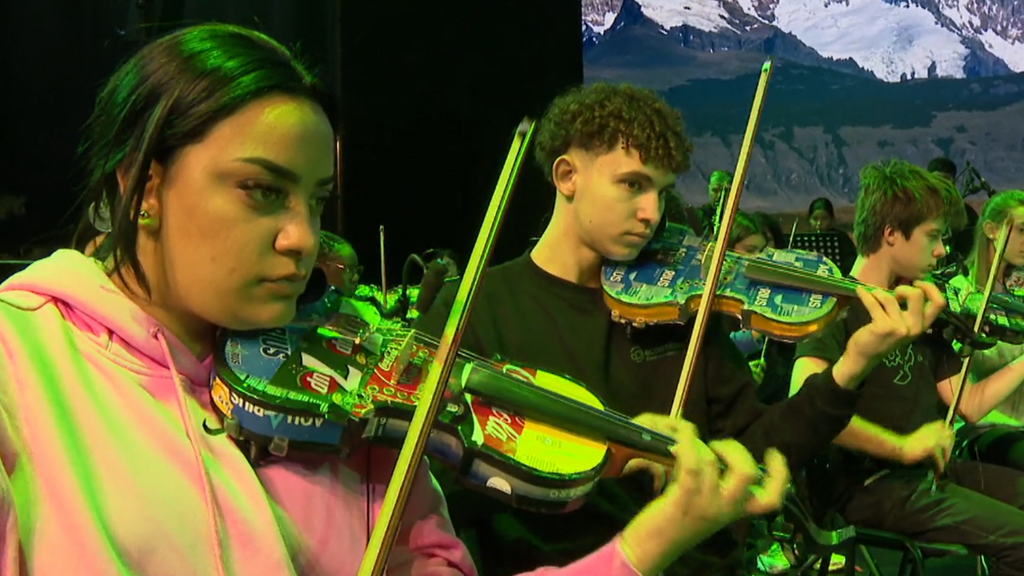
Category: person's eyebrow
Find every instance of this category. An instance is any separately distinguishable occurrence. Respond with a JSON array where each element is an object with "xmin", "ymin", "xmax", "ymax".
[{"xmin": 234, "ymin": 157, "xmax": 335, "ymax": 187}]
